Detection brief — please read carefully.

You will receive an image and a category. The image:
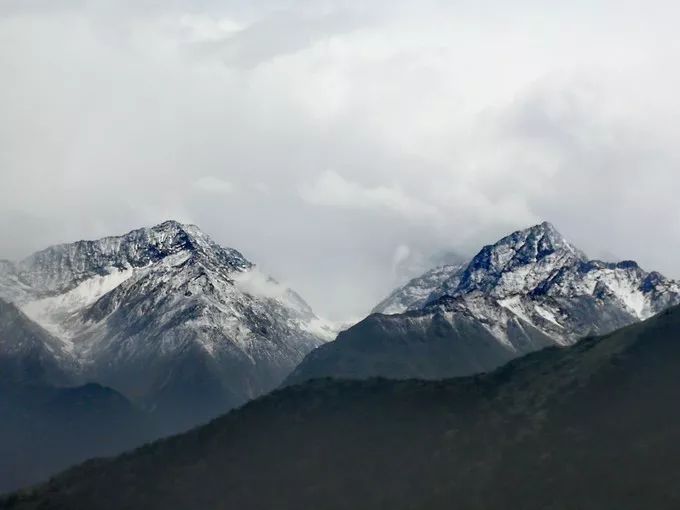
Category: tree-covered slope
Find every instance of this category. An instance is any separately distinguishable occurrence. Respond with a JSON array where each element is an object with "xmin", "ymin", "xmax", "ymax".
[
  {"xmin": 0, "ymin": 382, "xmax": 154, "ymax": 495},
  {"xmin": 5, "ymin": 305, "xmax": 680, "ymax": 509}
]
